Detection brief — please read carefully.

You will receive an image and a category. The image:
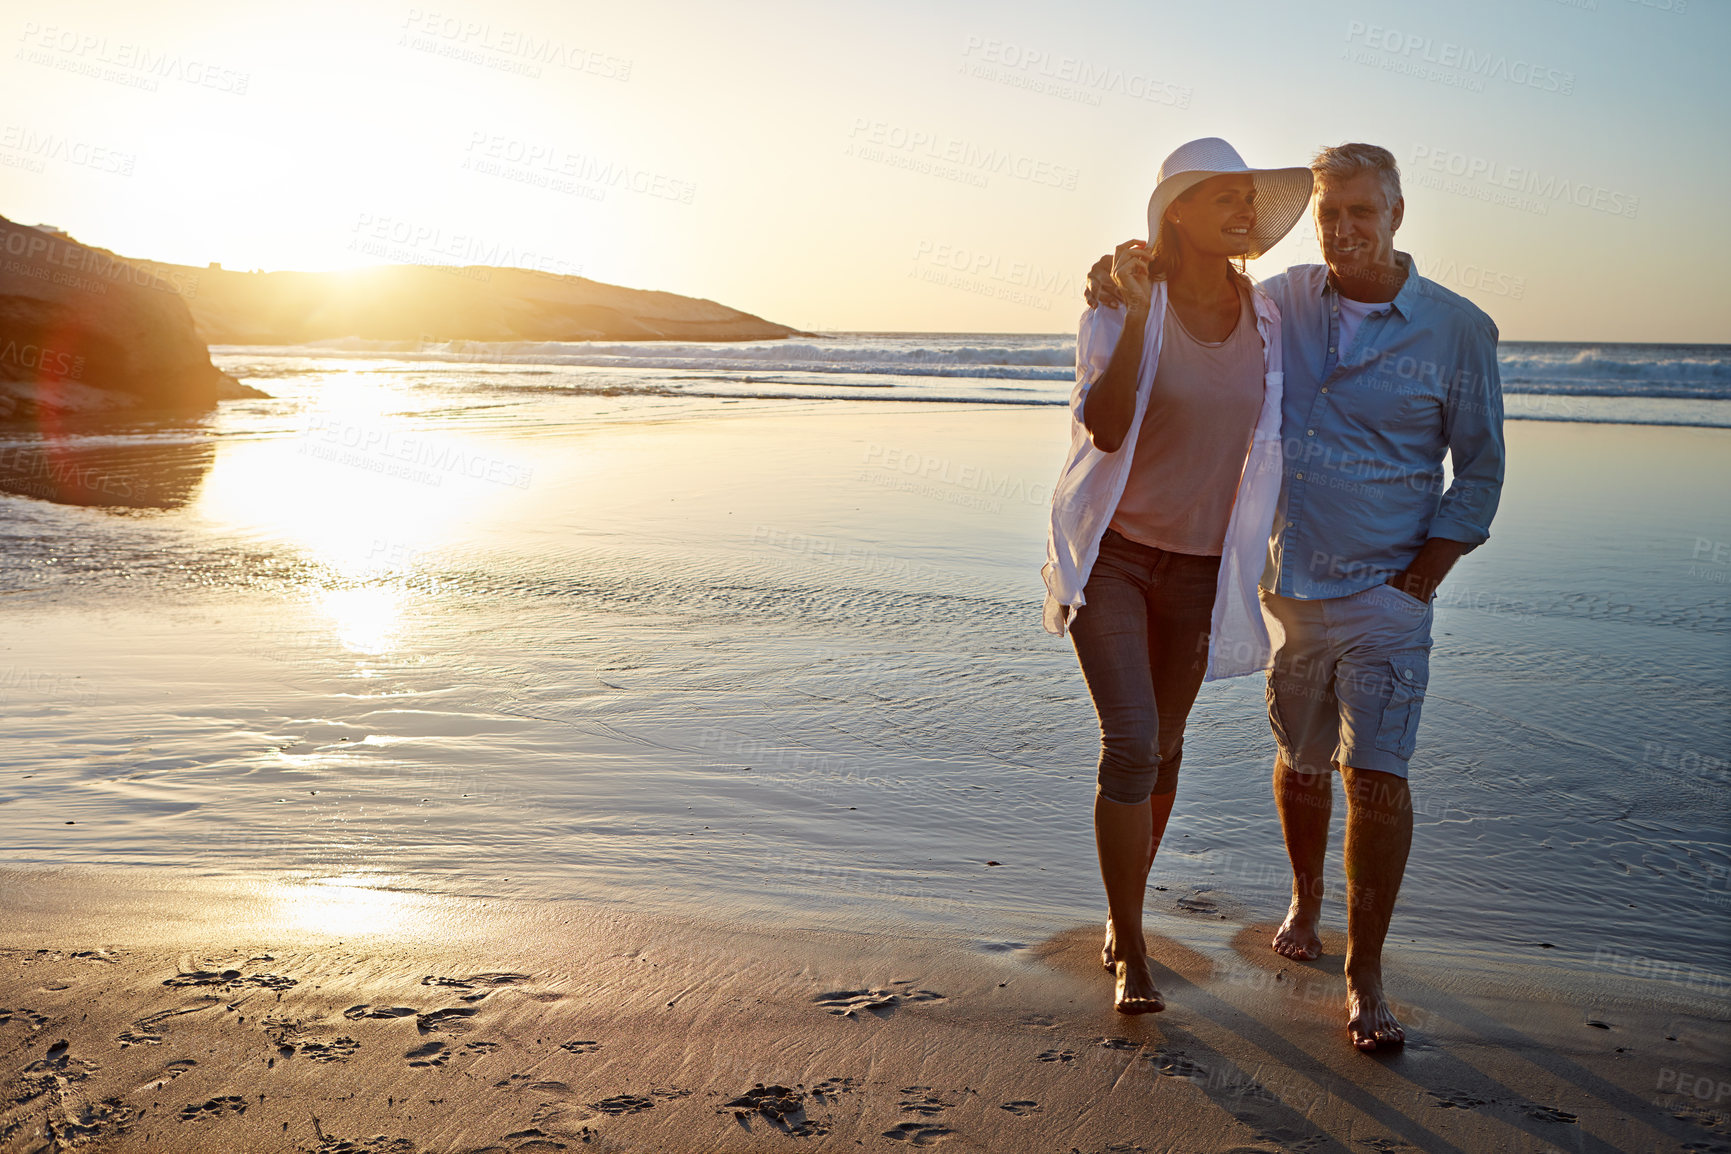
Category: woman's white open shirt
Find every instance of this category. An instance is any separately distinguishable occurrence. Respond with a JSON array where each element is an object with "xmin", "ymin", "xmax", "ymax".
[{"xmin": 1041, "ymin": 280, "xmax": 1285, "ymax": 681}]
